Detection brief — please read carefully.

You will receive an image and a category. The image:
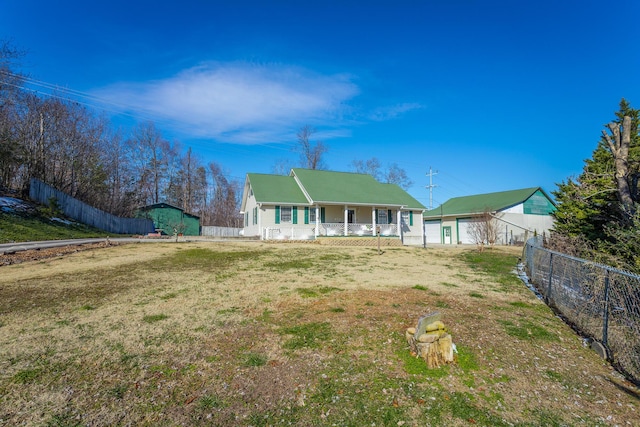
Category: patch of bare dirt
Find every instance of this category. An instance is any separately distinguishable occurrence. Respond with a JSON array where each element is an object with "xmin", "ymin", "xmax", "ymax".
[{"xmin": 0, "ymin": 241, "xmax": 118, "ymax": 266}]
